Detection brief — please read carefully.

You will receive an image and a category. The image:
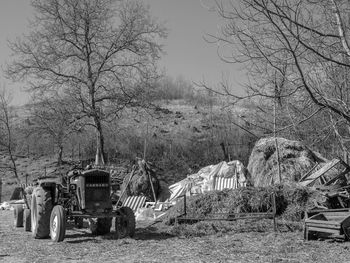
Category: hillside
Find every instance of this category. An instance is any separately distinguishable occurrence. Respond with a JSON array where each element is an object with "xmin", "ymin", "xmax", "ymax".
[
  {"xmin": 0, "ymin": 99, "xmax": 255, "ymax": 201},
  {"xmin": 0, "ymin": 154, "xmax": 71, "ymax": 201}
]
